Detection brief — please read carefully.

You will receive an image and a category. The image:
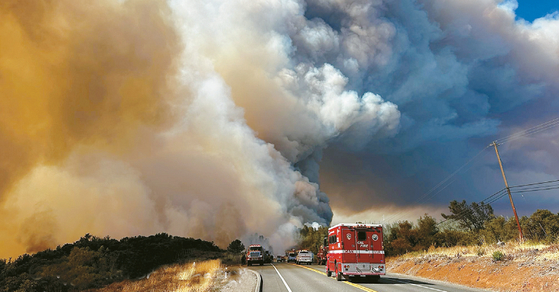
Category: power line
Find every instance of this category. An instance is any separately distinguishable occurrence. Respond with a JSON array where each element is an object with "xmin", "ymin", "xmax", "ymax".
[
  {"xmin": 509, "ymin": 179, "xmax": 559, "ymax": 189},
  {"xmin": 484, "ymin": 189, "xmax": 508, "ymax": 204},
  {"xmin": 496, "ymin": 117, "xmax": 559, "ymax": 145},
  {"xmin": 437, "ymin": 187, "xmax": 507, "ymax": 226},
  {"xmin": 484, "ymin": 190, "xmax": 509, "ymax": 205},
  {"xmin": 511, "ymin": 186, "xmax": 559, "ymax": 193},
  {"xmin": 437, "ymin": 180, "xmax": 559, "ymax": 226},
  {"xmin": 384, "ymin": 146, "xmax": 490, "ymax": 223},
  {"xmin": 507, "ymin": 179, "xmax": 559, "ymax": 194},
  {"xmin": 386, "ymin": 117, "xmax": 558, "ymax": 224}
]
